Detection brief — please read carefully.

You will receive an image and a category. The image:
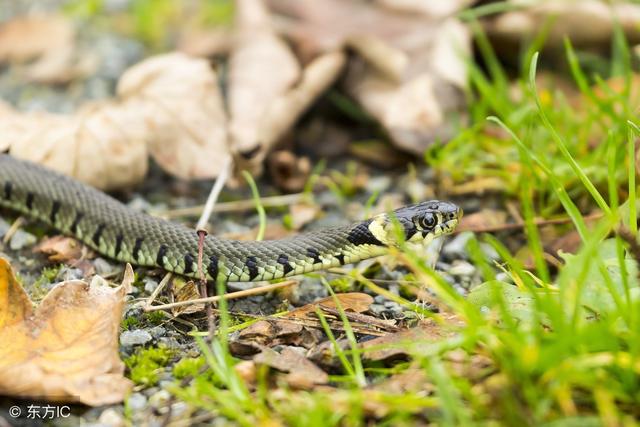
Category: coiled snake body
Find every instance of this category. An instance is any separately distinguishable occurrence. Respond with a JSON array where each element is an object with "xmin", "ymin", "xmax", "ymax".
[{"xmin": 0, "ymin": 155, "xmax": 461, "ymax": 283}]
